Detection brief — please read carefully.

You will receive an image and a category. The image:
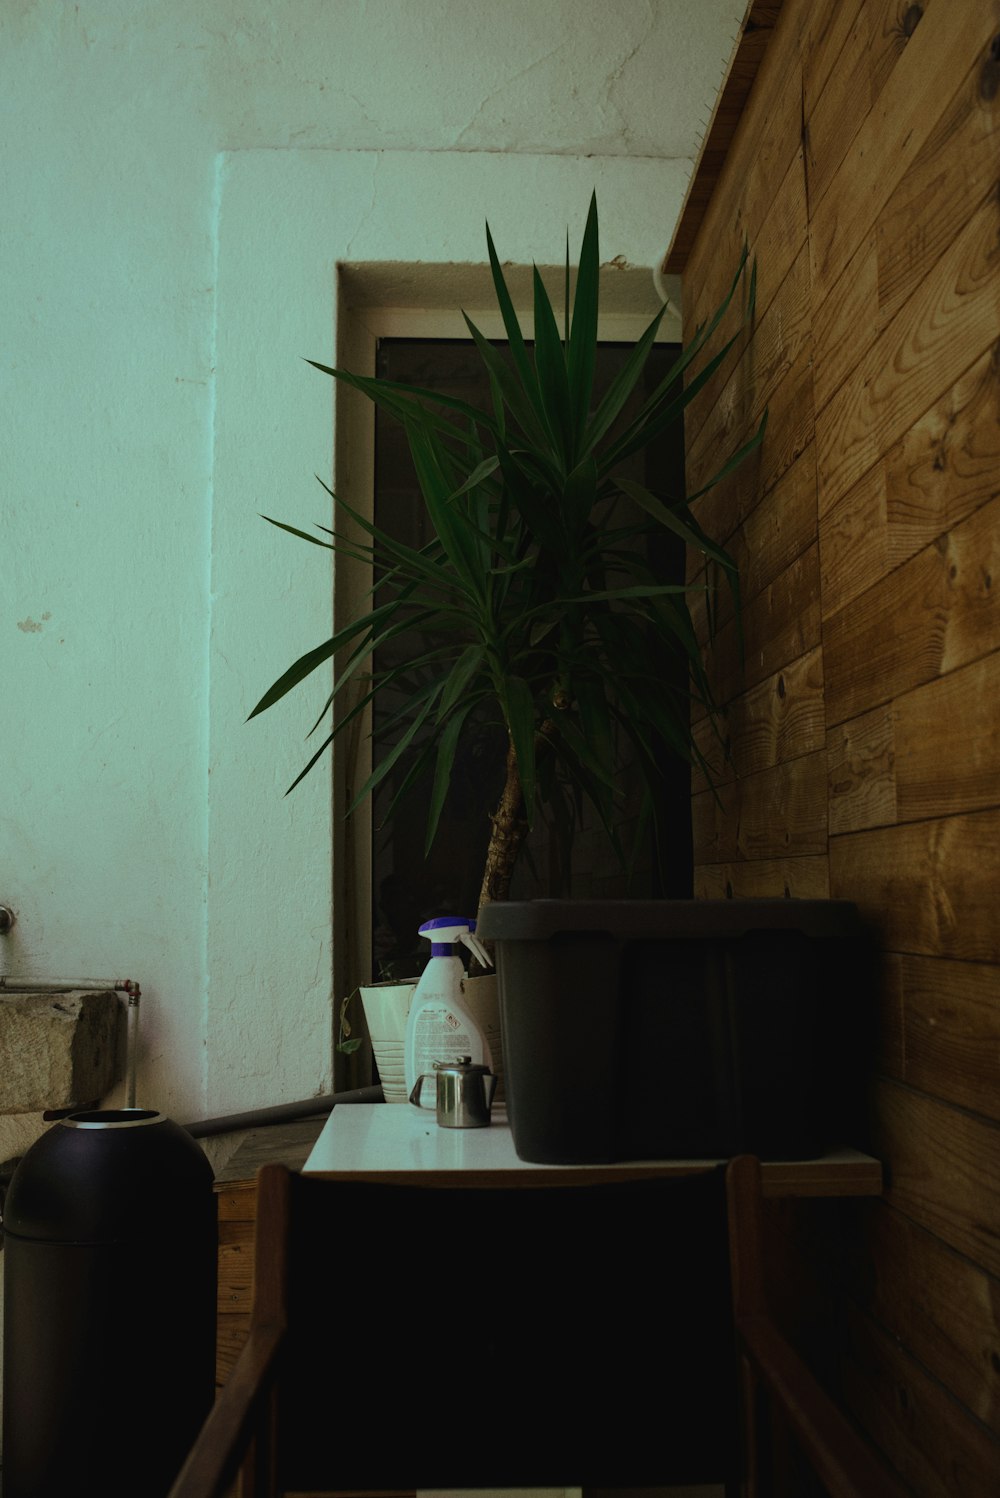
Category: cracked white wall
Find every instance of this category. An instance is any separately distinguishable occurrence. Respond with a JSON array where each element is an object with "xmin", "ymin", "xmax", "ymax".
[{"xmin": 2, "ymin": 0, "xmax": 745, "ymax": 1136}]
